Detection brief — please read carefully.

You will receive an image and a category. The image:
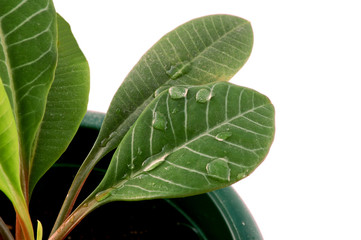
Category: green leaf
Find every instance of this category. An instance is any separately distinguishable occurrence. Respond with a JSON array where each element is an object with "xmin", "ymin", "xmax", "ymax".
[
  {"xmin": 0, "ymin": 78, "xmax": 21, "ymax": 223},
  {"xmin": 0, "ymin": 0, "xmax": 57, "ymax": 178},
  {"xmin": 92, "ymin": 82, "xmax": 274, "ymax": 201},
  {"xmin": 28, "ymin": 14, "xmax": 90, "ymax": 194},
  {"xmin": 94, "ymin": 14, "xmax": 253, "ymax": 161},
  {"xmin": 0, "ymin": 79, "xmax": 33, "ymax": 239}
]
